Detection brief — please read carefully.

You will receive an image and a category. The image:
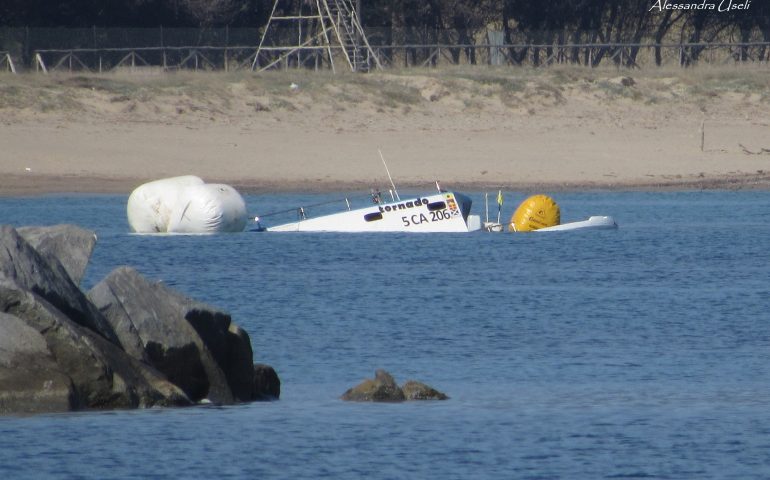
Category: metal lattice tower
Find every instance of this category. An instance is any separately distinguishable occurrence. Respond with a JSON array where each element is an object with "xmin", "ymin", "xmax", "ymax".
[{"xmin": 251, "ymin": 0, "xmax": 382, "ymax": 73}]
